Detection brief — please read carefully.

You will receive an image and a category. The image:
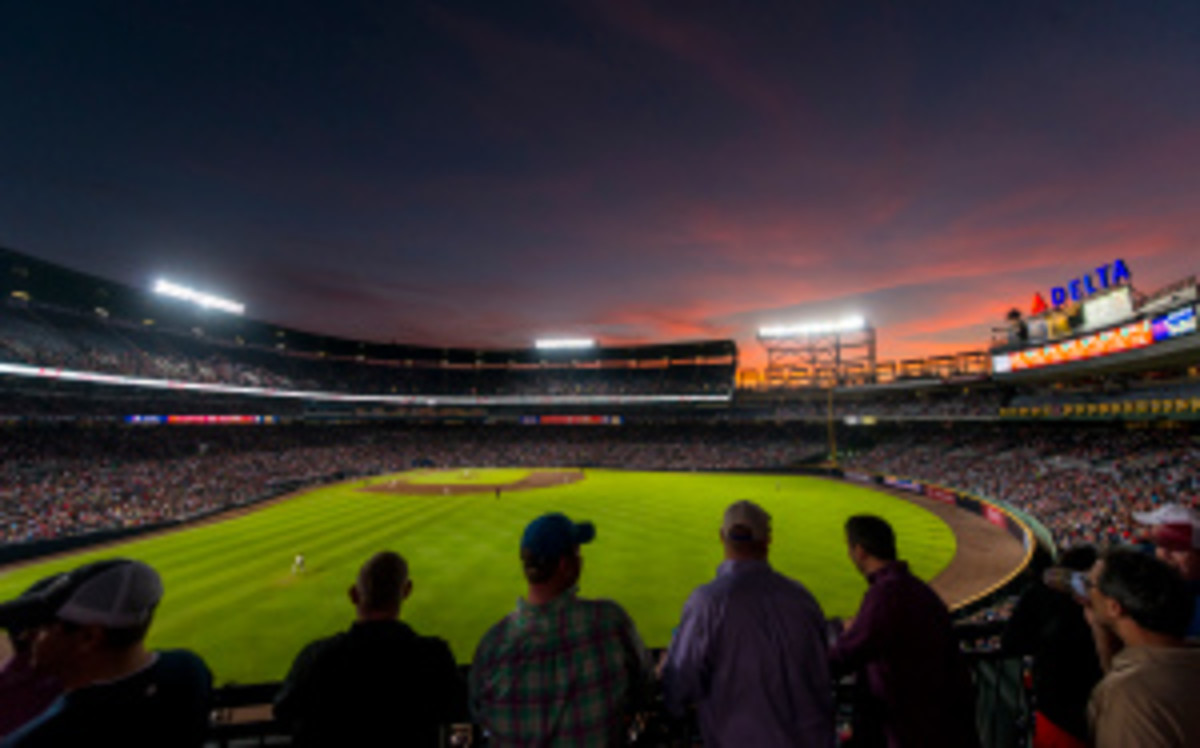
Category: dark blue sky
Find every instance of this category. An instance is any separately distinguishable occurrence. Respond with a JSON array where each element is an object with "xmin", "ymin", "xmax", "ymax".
[{"xmin": 2, "ymin": 1, "xmax": 1198, "ymax": 365}]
